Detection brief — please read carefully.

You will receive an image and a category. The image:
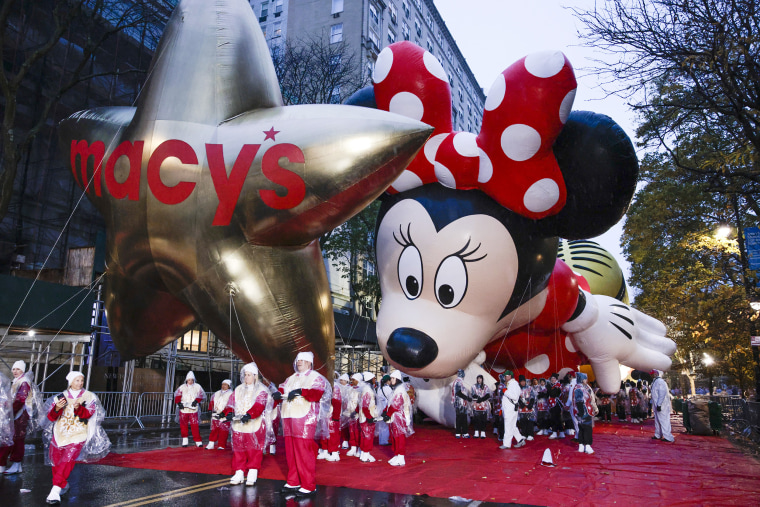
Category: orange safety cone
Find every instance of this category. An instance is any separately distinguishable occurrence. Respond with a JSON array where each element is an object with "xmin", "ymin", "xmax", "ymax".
[{"xmin": 540, "ymin": 448, "xmax": 557, "ymax": 467}]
